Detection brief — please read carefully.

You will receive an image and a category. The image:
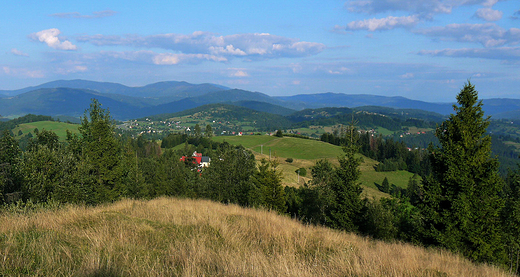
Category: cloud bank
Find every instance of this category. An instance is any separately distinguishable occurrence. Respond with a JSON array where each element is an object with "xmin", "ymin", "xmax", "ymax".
[
  {"xmin": 340, "ymin": 15, "xmax": 420, "ymax": 31},
  {"xmin": 346, "ymin": 0, "xmax": 501, "ymax": 15},
  {"xmin": 50, "ymin": 10, "xmax": 117, "ymax": 19},
  {"xmin": 76, "ymin": 32, "xmax": 326, "ymax": 61},
  {"xmin": 418, "ymin": 47, "xmax": 520, "ymax": 60},
  {"xmin": 414, "ymin": 23, "xmax": 520, "ymax": 48}
]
